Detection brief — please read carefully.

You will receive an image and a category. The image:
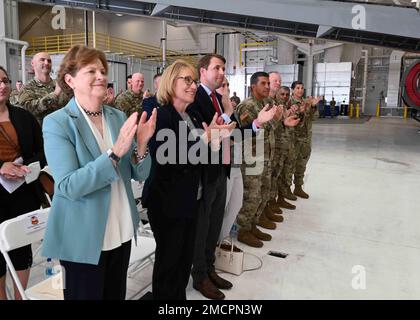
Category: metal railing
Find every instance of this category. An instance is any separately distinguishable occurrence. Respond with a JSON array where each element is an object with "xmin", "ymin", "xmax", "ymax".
[{"xmin": 24, "ymin": 32, "xmax": 198, "ymax": 65}]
